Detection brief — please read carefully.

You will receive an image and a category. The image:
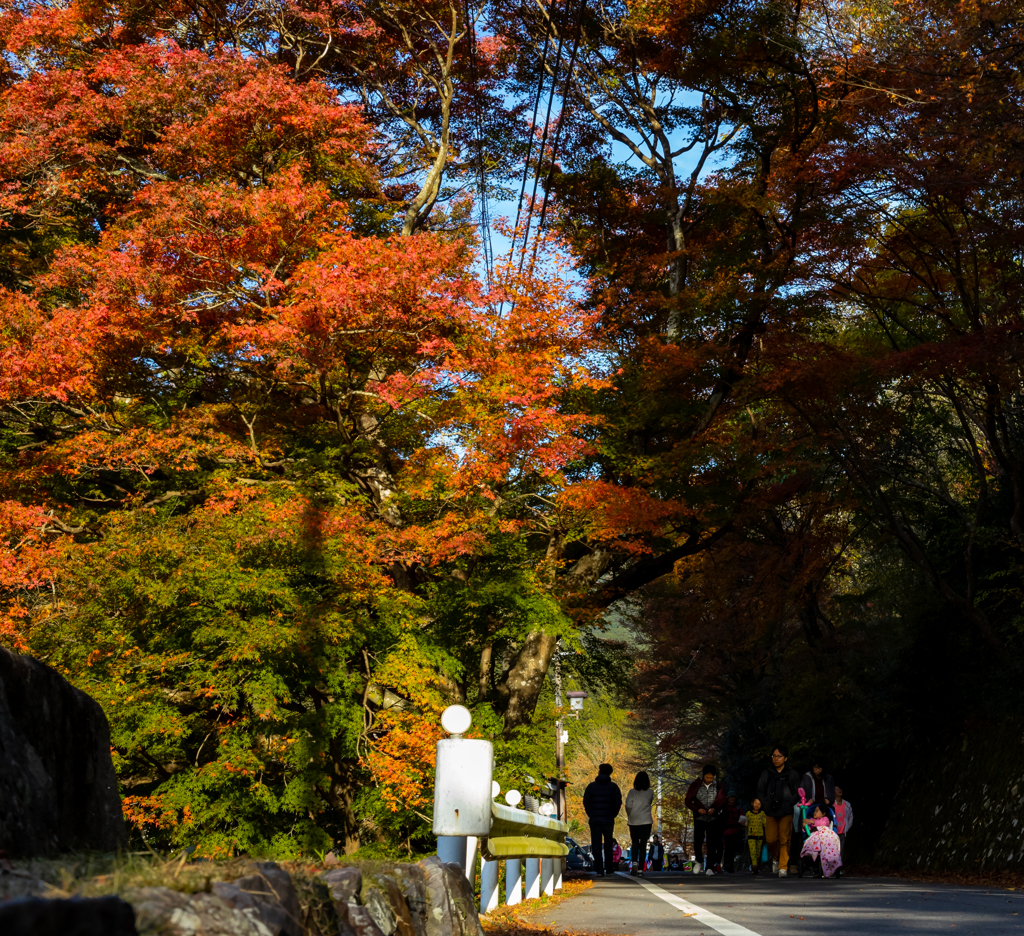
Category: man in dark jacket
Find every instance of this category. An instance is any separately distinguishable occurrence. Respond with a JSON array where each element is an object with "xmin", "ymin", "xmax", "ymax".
[
  {"xmin": 648, "ymin": 834, "xmax": 665, "ymax": 871},
  {"xmin": 582, "ymin": 762, "xmax": 622, "ymax": 876},
  {"xmin": 755, "ymin": 744, "xmax": 802, "ymax": 877}
]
